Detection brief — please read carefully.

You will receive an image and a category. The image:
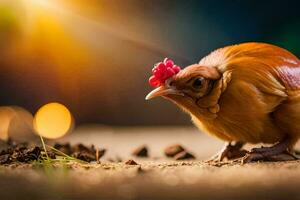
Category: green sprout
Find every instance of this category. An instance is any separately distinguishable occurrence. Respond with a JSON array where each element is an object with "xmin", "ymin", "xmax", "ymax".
[{"xmin": 33, "ymin": 135, "xmax": 88, "ymax": 169}]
